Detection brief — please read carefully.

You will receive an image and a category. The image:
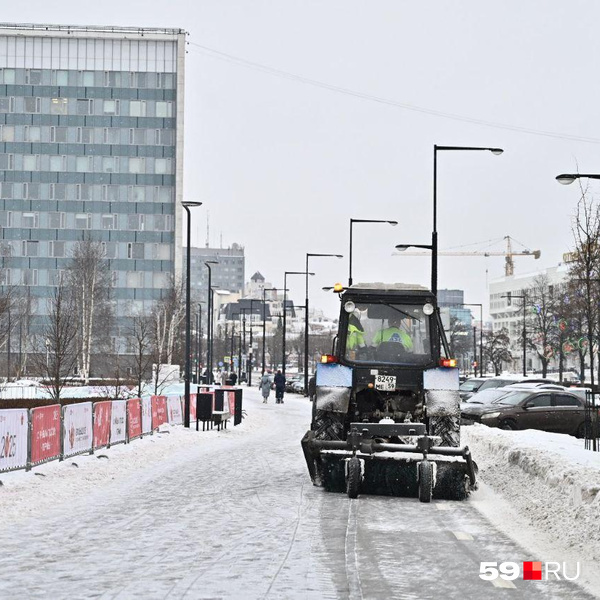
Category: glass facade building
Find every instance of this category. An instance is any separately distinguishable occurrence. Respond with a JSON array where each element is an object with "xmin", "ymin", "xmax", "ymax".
[{"xmin": 0, "ymin": 24, "xmax": 185, "ymax": 346}]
